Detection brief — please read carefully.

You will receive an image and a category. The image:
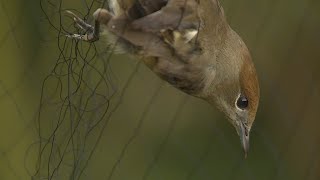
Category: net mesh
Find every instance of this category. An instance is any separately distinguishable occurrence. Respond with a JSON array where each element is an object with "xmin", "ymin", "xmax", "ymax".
[{"xmin": 0, "ymin": 0, "xmax": 320, "ymax": 179}]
